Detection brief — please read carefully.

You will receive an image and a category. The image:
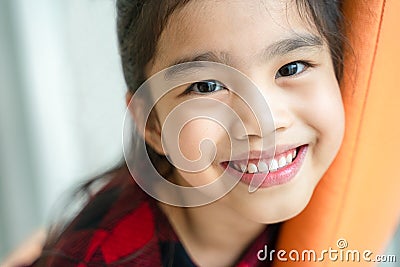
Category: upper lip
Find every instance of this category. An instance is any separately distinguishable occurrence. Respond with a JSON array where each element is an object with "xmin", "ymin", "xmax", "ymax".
[{"xmin": 224, "ymin": 144, "xmax": 305, "ymax": 162}]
